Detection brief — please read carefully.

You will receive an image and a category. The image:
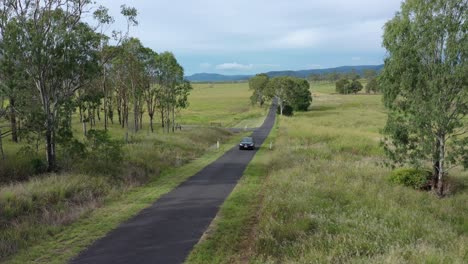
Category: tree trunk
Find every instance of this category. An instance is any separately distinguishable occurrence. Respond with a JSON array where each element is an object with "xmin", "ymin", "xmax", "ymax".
[
  {"xmin": 172, "ymin": 106, "xmax": 175, "ymax": 133},
  {"xmin": 9, "ymin": 98, "xmax": 18, "ymax": 143},
  {"xmin": 160, "ymin": 109, "xmax": 165, "ymax": 128},
  {"xmin": 83, "ymin": 121, "xmax": 87, "ymax": 137},
  {"xmin": 88, "ymin": 108, "xmax": 93, "ymax": 129},
  {"xmin": 437, "ymin": 136, "xmax": 446, "ymax": 196},
  {"xmin": 140, "ymin": 110, "xmax": 143, "ymax": 130},
  {"xmin": 149, "ymin": 114, "xmax": 154, "ymax": 133},
  {"xmin": 432, "ymin": 160, "xmax": 440, "ymax": 190},
  {"xmin": 97, "ymin": 105, "xmax": 101, "ymax": 121},
  {"xmin": 45, "ymin": 117, "xmax": 56, "ymax": 172},
  {"xmin": 104, "ymin": 97, "xmax": 108, "ymax": 130},
  {"xmin": 0, "ymin": 128, "xmax": 4, "ymax": 160},
  {"xmin": 79, "ymin": 105, "xmax": 83, "ymax": 123},
  {"xmin": 117, "ymin": 107, "xmax": 122, "ymax": 126}
]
